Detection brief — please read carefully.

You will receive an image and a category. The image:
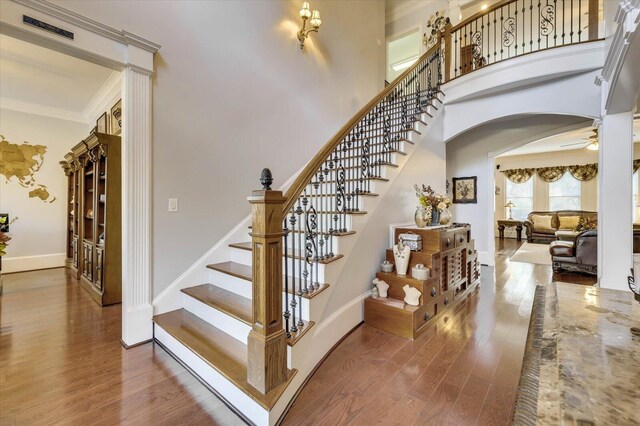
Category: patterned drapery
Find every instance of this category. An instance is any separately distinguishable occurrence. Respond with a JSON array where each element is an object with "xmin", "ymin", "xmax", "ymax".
[
  {"xmin": 537, "ymin": 166, "xmax": 566, "ymax": 182},
  {"xmin": 502, "ymin": 168, "xmax": 535, "ymax": 183},
  {"xmin": 568, "ymin": 163, "xmax": 598, "ymax": 181},
  {"xmin": 502, "ymin": 161, "xmax": 633, "ymax": 183}
]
